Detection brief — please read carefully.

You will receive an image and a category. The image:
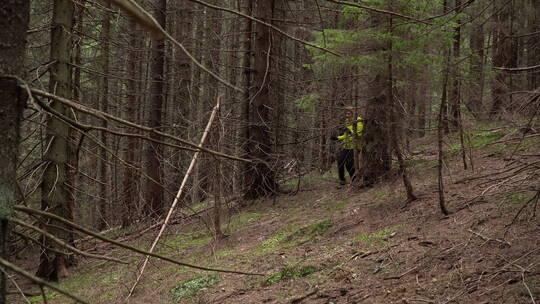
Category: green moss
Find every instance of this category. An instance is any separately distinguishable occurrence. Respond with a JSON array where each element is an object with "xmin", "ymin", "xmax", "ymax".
[
  {"xmin": 280, "ymin": 171, "xmax": 338, "ymax": 189},
  {"xmin": 100, "ymin": 272, "xmax": 120, "ymax": 285},
  {"xmin": 406, "ymin": 158, "xmax": 437, "ymax": 168},
  {"xmin": 29, "ymin": 292, "xmax": 59, "ymax": 303},
  {"xmin": 507, "ymin": 193, "xmax": 531, "ymax": 205},
  {"xmin": 327, "ymin": 200, "xmax": 348, "ymax": 212},
  {"xmin": 214, "ymin": 248, "xmax": 235, "ymax": 258},
  {"xmin": 160, "ymin": 232, "xmax": 212, "ymax": 255},
  {"xmin": 264, "ymin": 265, "xmax": 320, "ymax": 285},
  {"xmin": 356, "ymin": 224, "xmax": 403, "ymax": 247},
  {"xmin": 516, "ymin": 136, "xmax": 540, "ymax": 150},
  {"xmin": 256, "ymin": 220, "xmax": 333, "ymax": 254},
  {"xmin": 227, "ymin": 212, "xmax": 266, "ymax": 233},
  {"xmin": 170, "ymin": 274, "xmax": 220, "ymax": 302},
  {"xmin": 189, "ymin": 200, "xmax": 209, "ymax": 213},
  {"xmin": 448, "ymin": 130, "xmax": 506, "ymax": 153}
]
